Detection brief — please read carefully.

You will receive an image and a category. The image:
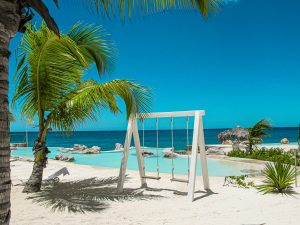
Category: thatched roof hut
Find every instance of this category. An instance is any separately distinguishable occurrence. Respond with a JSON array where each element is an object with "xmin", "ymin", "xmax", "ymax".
[{"xmin": 217, "ymin": 126, "xmax": 249, "ymax": 143}]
